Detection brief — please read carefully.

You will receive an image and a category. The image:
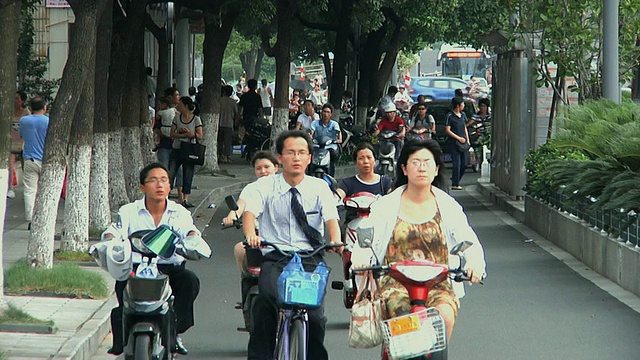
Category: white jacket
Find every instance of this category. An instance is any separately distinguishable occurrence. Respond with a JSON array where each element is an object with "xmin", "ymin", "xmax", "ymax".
[{"xmin": 350, "ymin": 185, "xmax": 486, "ymax": 298}]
